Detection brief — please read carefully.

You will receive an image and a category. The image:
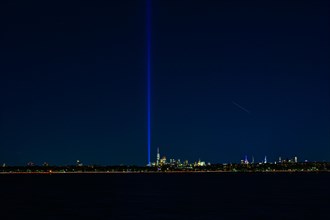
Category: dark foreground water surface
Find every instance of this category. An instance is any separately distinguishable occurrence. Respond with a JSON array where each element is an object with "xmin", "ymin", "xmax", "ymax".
[{"xmin": 0, "ymin": 173, "xmax": 329, "ymax": 219}]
